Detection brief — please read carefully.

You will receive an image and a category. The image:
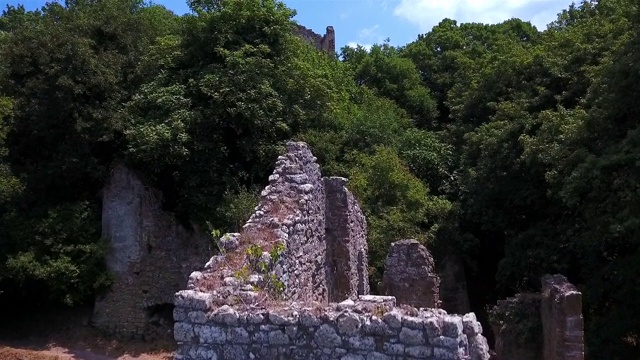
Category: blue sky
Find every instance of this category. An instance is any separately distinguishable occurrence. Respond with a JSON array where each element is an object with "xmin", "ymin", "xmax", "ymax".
[{"xmin": 1, "ymin": 0, "xmax": 578, "ymax": 48}]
